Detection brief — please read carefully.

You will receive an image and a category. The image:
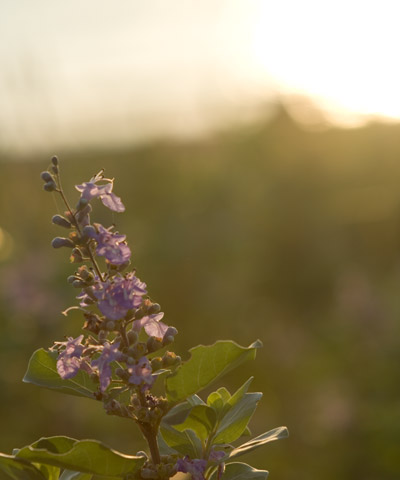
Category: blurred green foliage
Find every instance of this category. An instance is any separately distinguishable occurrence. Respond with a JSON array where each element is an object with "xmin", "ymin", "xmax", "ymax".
[{"xmin": 1, "ymin": 106, "xmax": 400, "ymax": 479}]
